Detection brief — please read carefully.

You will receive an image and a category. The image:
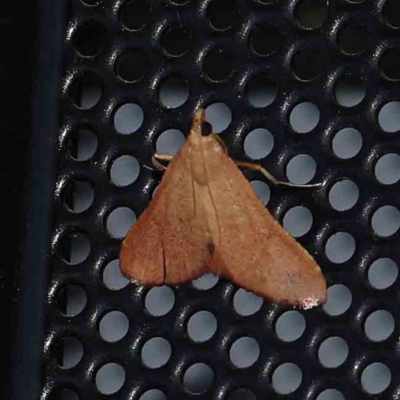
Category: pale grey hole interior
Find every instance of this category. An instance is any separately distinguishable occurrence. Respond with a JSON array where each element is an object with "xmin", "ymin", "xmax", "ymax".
[
  {"xmin": 378, "ymin": 101, "xmax": 400, "ymax": 132},
  {"xmin": 290, "ymin": 102, "xmax": 320, "ymax": 133},
  {"xmin": 96, "ymin": 363, "xmax": 126, "ymax": 395},
  {"xmin": 156, "ymin": 129, "xmax": 185, "ymax": 154},
  {"xmin": 332, "ymin": 127, "xmax": 362, "ymax": 159},
  {"xmin": 69, "ymin": 181, "xmax": 94, "ymax": 213},
  {"xmin": 272, "ymin": 363, "xmax": 302, "ymax": 394},
  {"xmin": 192, "ymin": 273, "xmax": 219, "ymax": 290},
  {"xmin": 335, "ymin": 78, "xmax": 366, "ymax": 107},
  {"xmin": 114, "ymin": 103, "xmax": 144, "ymax": 134},
  {"xmin": 205, "ymin": 102, "xmax": 232, "ymax": 133},
  {"xmin": 364, "ymin": 310, "xmax": 395, "ymax": 342},
  {"xmin": 106, "ymin": 207, "xmax": 136, "ymax": 238},
  {"xmin": 323, "ymin": 284, "xmax": 352, "ymax": 316},
  {"xmin": 145, "ymin": 286, "xmax": 175, "ymax": 316},
  {"xmin": 244, "ymin": 128, "xmax": 274, "ymax": 159},
  {"xmin": 68, "ymin": 233, "xmax": 91, "ymax": 265},
  {"xmin": 99, "ymin": 311, "xmax": 129, "ymax": 342},
  {"xmin": 246, "ymin": 80, "xmax": 277, "ymax": 108},
  {"xmin": 361, "ymin": 363, "xmax": 391, "ymax": 394},
  {"xmin": 66, "ymin": 285, "xmax": 87, "ymax": 317},
  {"xmin": 60, "ymin": 337, "xmax": 83, "ymax": 369},
  {"xmin": 103, "ymin": 259, "xmax": 130, "ymax": 290},
  {"xmin": 371, "ymin": 205, "xmax": 400, "ymax": 237},
  {"xmin": 251, "ymin": 180, "xmax": 270, "ymax": 205},
  {"xmin": 139, "ymin": 389, "xmax": 167, "ymax": 400},
  {"xmin": 375, "ymin": 153, "xmax": 400, "ymax": 185},
  {"xmin": 316, "ymin": 389, "xmax": 345, "ymax": 400},
  {"xmin": 159, "ymin": 76, "xmax": 189, "ymax": 108},
  {"xmin": 318, "ymin": 336, "xmax": 349, "ymax": 368},
  {"xmin": 110, "ymin": 155, "xmax": 140, "ymax": 186},
  {"xmin": 368, "ymin": 258, "xmax": 398, "ymax": 290},
  {"xmin": 325, "ymin": 232, "xmax": 355, "ymax": 263},
  {"xmin": 229, "ymin": 337, "xmax": 260, "ymax": 368},
  {"xmin": 233, "ymin": 288, "xmax": 263, "ymax": 316},
  {"xmin": 187, "ymin": 311, "xmax": 217, "ymax": 342},
  {"xmin": 183, "ymin": 363, "xmax": 214, "ymax": 394},
  {"xmin": 283, "ymin": 206, "xmax": 313, "ymax": 237},
  {"xmin": 329, "ymin": 179, "xmax": 359, "ymax": 211},
  {"xmin": 286, "ymin": 154, "xmax": 317, "ymax": 184},
  {"xmin": 59, "ymin": 389, "xmax": 79, "ymax": 400},
  {"xmin": 75, "ymin": 128, "xmax": 98, "ymax": 160},
  {"xmin": 276, "ymin": 311, "xmax": 306, "ymax": 342},
  {"xmin": 79, "ymin": 79, "xmax": 102, "ymax": 109},
  {"xmin": 141, "ymin": 337, "xmax": 171, "ymax": 369}
]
